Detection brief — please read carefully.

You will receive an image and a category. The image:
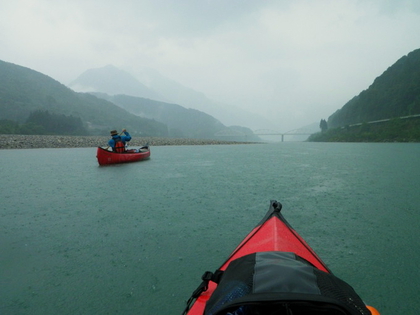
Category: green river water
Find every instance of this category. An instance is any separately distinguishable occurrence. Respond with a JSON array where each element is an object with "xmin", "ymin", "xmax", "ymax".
[{"xmin": 1, "ymin": 142, "xmax": 419, "ymax": 314}]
